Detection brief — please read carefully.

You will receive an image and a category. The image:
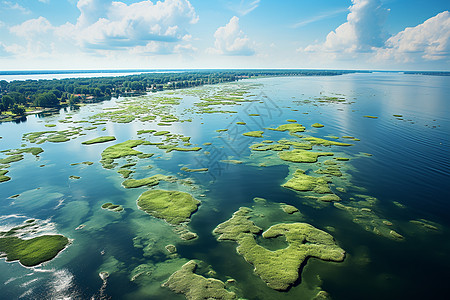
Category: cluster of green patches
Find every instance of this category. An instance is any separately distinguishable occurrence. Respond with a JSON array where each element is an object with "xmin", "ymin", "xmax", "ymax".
[
  {"xmin": 101, "ymin": 202, "xmax": 124, "ymax": 212},
  {"xmin": 266, "ymin": 123, "xmax": 306, "ymax": 135},
  {"xmin": 314, "ymin": 95, "xmax": 346, "ymax": 103},
  {"xmin": 100, "ymin": 140, "xmax": 151, "ymax": 168},
  {"xmin": 213, "ymin": 207, "xmax": 345, "ymax": 290},
  {"xmin": 157, "ymin": 145, "xmax": 202, "ymax": 153},
  {"xmin": 250, "ymin": 143, "xmax": 290, "ymax": 152},
  {"xmin": 363, "ymin": 115, "xmax": 378, "ymax": 119},
  {"xmin": 333, "ymin": 201, "xmax": 403, "ymax": 240},
  {"xmin": 3, "ymin": 147, "xmax": 44, "ymax": 156},
  {"xmin": 409, "ymin": 219, "xmax": 439, "ymax": 231},
  {"xmin": 243, "ymin": 131, "xmax": 264, "ymax": 137},
  {"xmin": 282, "ymin": 169, "xmax": 332, "ymax": 194},
  {"xmin": 82, "ymin": 136, "xmax": 116, "ymax": 145},
  {"xmin": 278, "ymin": 139, "xmax": 313, "ymax": 150},
  {"xmin": 279, "ymin": 149, "xmax": 334, "ymax": 163},
  {"xmin": 117, "ymin": 169, "xmax": 134, "ymax": 178},
  {"xmin": 140, "ymin": 115, "xmax": 157, "ymax": 122},
  {"xmin": 137, "ymin": 189, "xmax": 200, "ymax": 225},
  {"xmin": 0, "ymin": 234, "xmax": 69, "ymax": 267},
  {"xmin": 23, "ymin": 128, "xmax": 83, "ymax": 144},
  {"xmin": 302, "ymin": 137, "xmax": 353, "ymax": 147},
  {"xmin": 181, "ymin": 167, "xmax": 208, "ymax": 173},
  {"xmin": 71, "ymin": 161, "xmax": 94, "ymax": 166},
  {"xmin": 0, "ymin": 170, "xmax": 10, "ymax": 183},
  {"xmin": 163, "ymin": 260, "xmax": 237, "ymax": 300},
  {"xmin": 281, "ymin": 204, "xmax": 299, "ymax": 214},
  {"xmin": 315, "ymin": 165, "xmax": 343, "ymax": 177},
  {"xmin": 122, "ymin": 174, "xmax": 172, "ymax": 188}
]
